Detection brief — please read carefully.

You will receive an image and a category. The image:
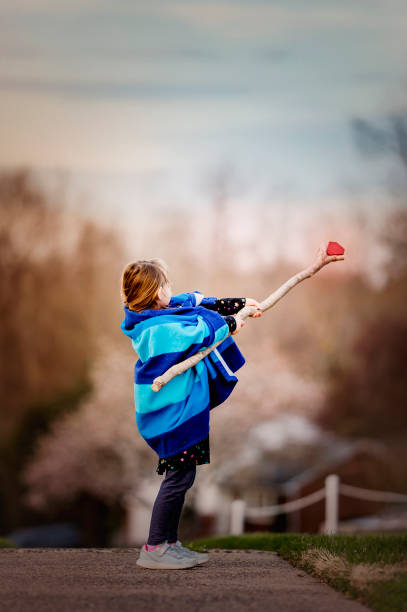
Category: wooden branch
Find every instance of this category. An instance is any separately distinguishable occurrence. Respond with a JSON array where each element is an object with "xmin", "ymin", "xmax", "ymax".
[{"xmin": 151, "ymin": 242, "xmax": 344, "ymax": 391}]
